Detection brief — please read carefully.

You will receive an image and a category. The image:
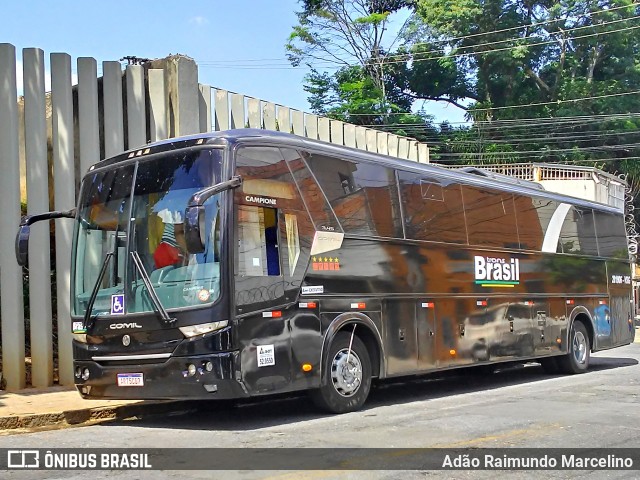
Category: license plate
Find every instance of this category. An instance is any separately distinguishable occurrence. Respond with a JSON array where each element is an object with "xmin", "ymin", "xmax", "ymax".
[{"xmin": 117, "ymin": 373, "xmax": 144, "ymax": 387}]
